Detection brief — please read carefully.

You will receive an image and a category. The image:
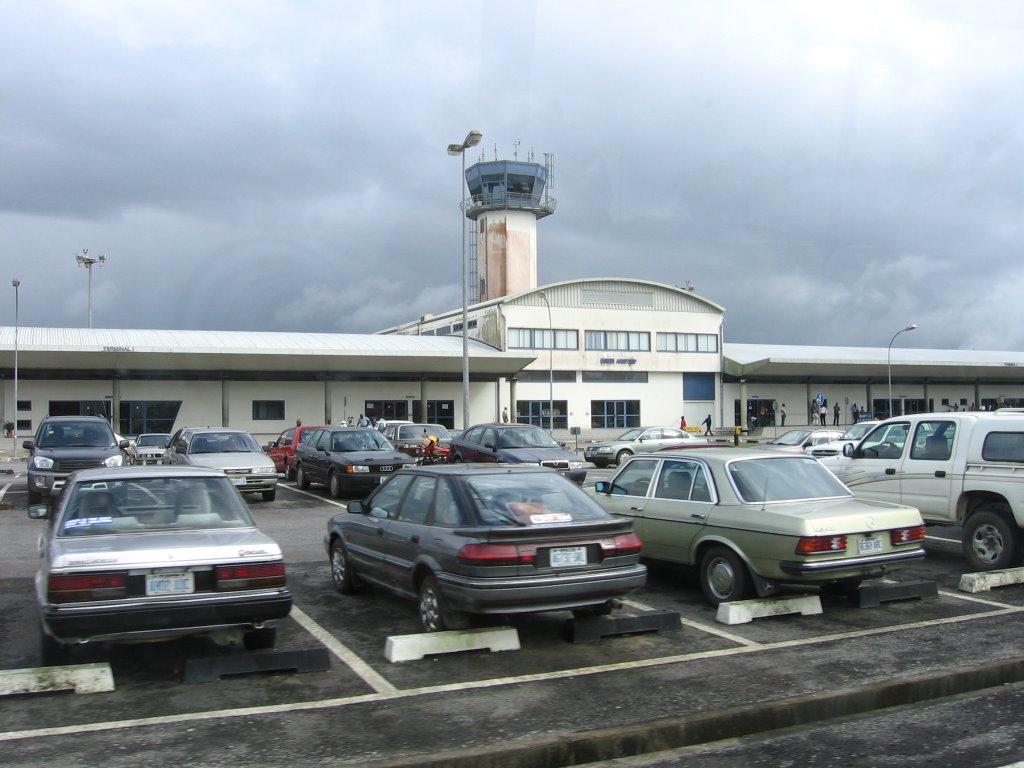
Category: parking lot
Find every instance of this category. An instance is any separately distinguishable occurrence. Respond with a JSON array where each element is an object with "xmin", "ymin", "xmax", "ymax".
[{"xmin": 3, "ymin": 464, "xmax": 1024, "ymax": 767}]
